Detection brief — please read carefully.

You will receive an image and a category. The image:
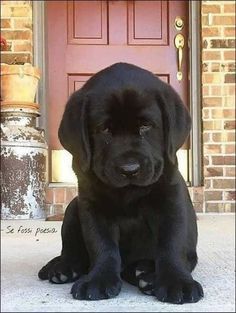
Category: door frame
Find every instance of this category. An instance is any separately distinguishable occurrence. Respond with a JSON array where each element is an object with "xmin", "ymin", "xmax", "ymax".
[{"xmin": 33, "ymin": 0, "xmax": 202, "ymax": 187}]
